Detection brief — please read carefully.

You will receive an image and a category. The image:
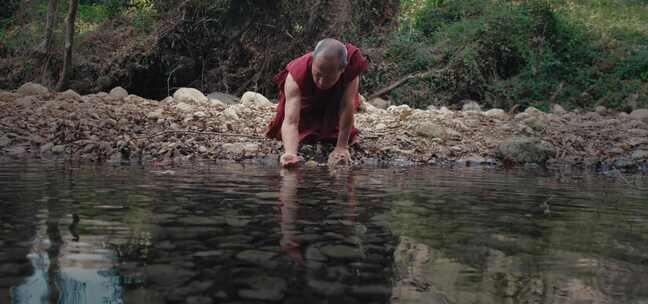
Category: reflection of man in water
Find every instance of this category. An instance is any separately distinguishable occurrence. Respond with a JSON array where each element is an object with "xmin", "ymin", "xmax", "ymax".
[{"xmin": 279, "ymin": 168, "xmax": 358, "ymax": 264}]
